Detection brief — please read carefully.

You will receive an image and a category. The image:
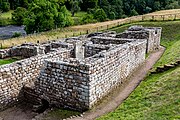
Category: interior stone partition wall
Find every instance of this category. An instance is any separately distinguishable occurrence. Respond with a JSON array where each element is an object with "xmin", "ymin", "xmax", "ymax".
[
  {"xmin": 0, "ymin": 48, "xmax": 72, "ymax": 110},
  {"xmin": 116, "ymin": 27, "xmax": 161, "ymax": 53},
  {"xmin": 34, "ymin": 38, "xmax": 147, "ymax": 111}
]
